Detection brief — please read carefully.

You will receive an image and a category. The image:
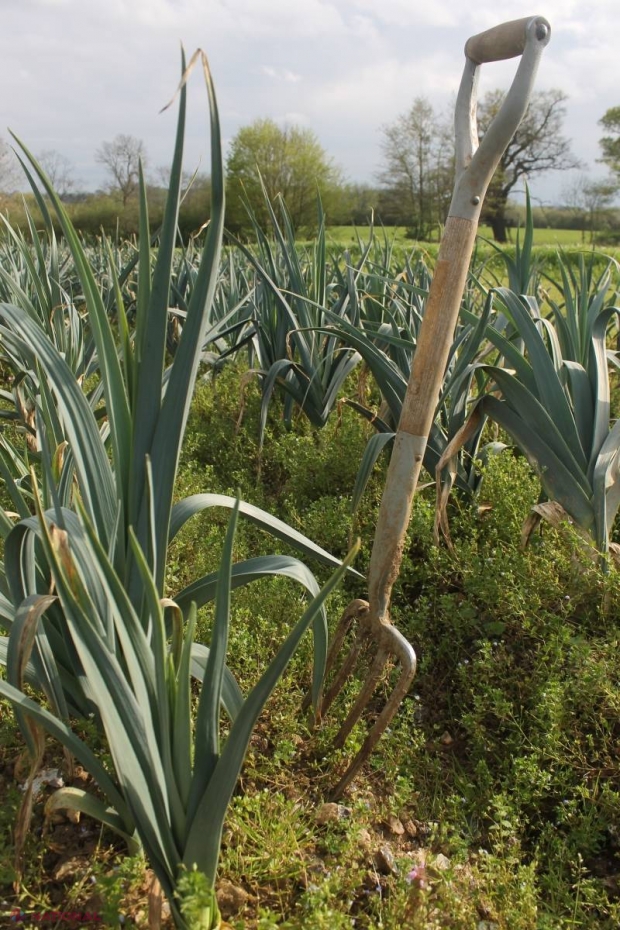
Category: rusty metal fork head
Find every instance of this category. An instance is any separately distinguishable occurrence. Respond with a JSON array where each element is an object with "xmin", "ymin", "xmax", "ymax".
[{"xmin": 313, "ymin": 598, "xmax": 416, "ymax": 800}]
